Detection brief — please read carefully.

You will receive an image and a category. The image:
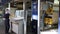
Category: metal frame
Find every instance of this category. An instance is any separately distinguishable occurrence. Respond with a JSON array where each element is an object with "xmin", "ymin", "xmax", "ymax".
[
  {"xmin": 38, "ymin": 0, "xmax": 40, "ymax": 34},
  {"xmin": 23, "ymin": 0, "xmax": 27, "ymax": 34},
  {"xmin": 23, "ymin": 0, "xmax": 41, "ymax": 34}
]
